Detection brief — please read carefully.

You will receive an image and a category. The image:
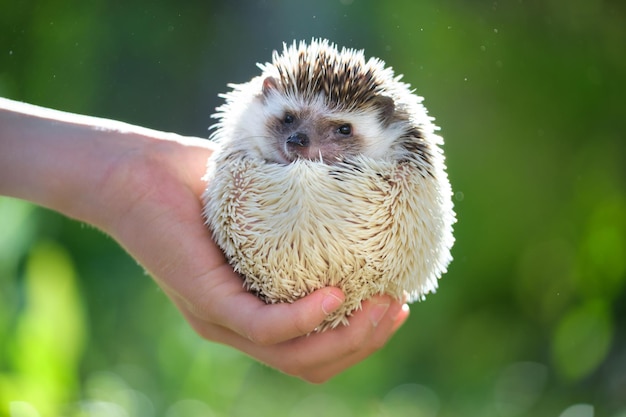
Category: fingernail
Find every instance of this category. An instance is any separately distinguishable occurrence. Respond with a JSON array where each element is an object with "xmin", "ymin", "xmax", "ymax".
[
  {"xmin": 369, "ymin": 299, "xmax": 391, "ymax": 327},
  {"xmin": 322, "ymin": 293, "xmax": 344, "ymax": 315}
]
